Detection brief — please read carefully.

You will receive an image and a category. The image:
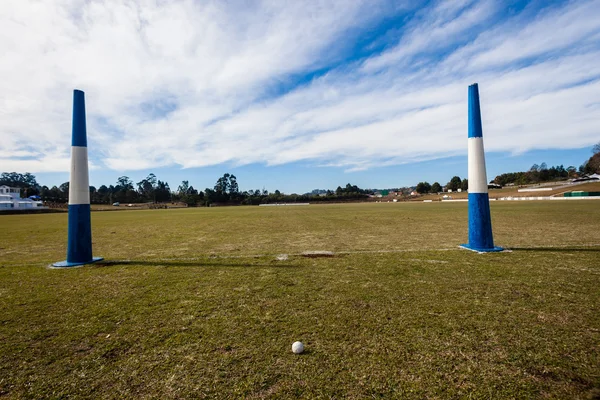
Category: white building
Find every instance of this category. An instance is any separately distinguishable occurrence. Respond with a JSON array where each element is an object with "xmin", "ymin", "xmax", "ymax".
[{"xmin": 0, "ymin": 185, "xmax": 44, "ymax": 210}]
